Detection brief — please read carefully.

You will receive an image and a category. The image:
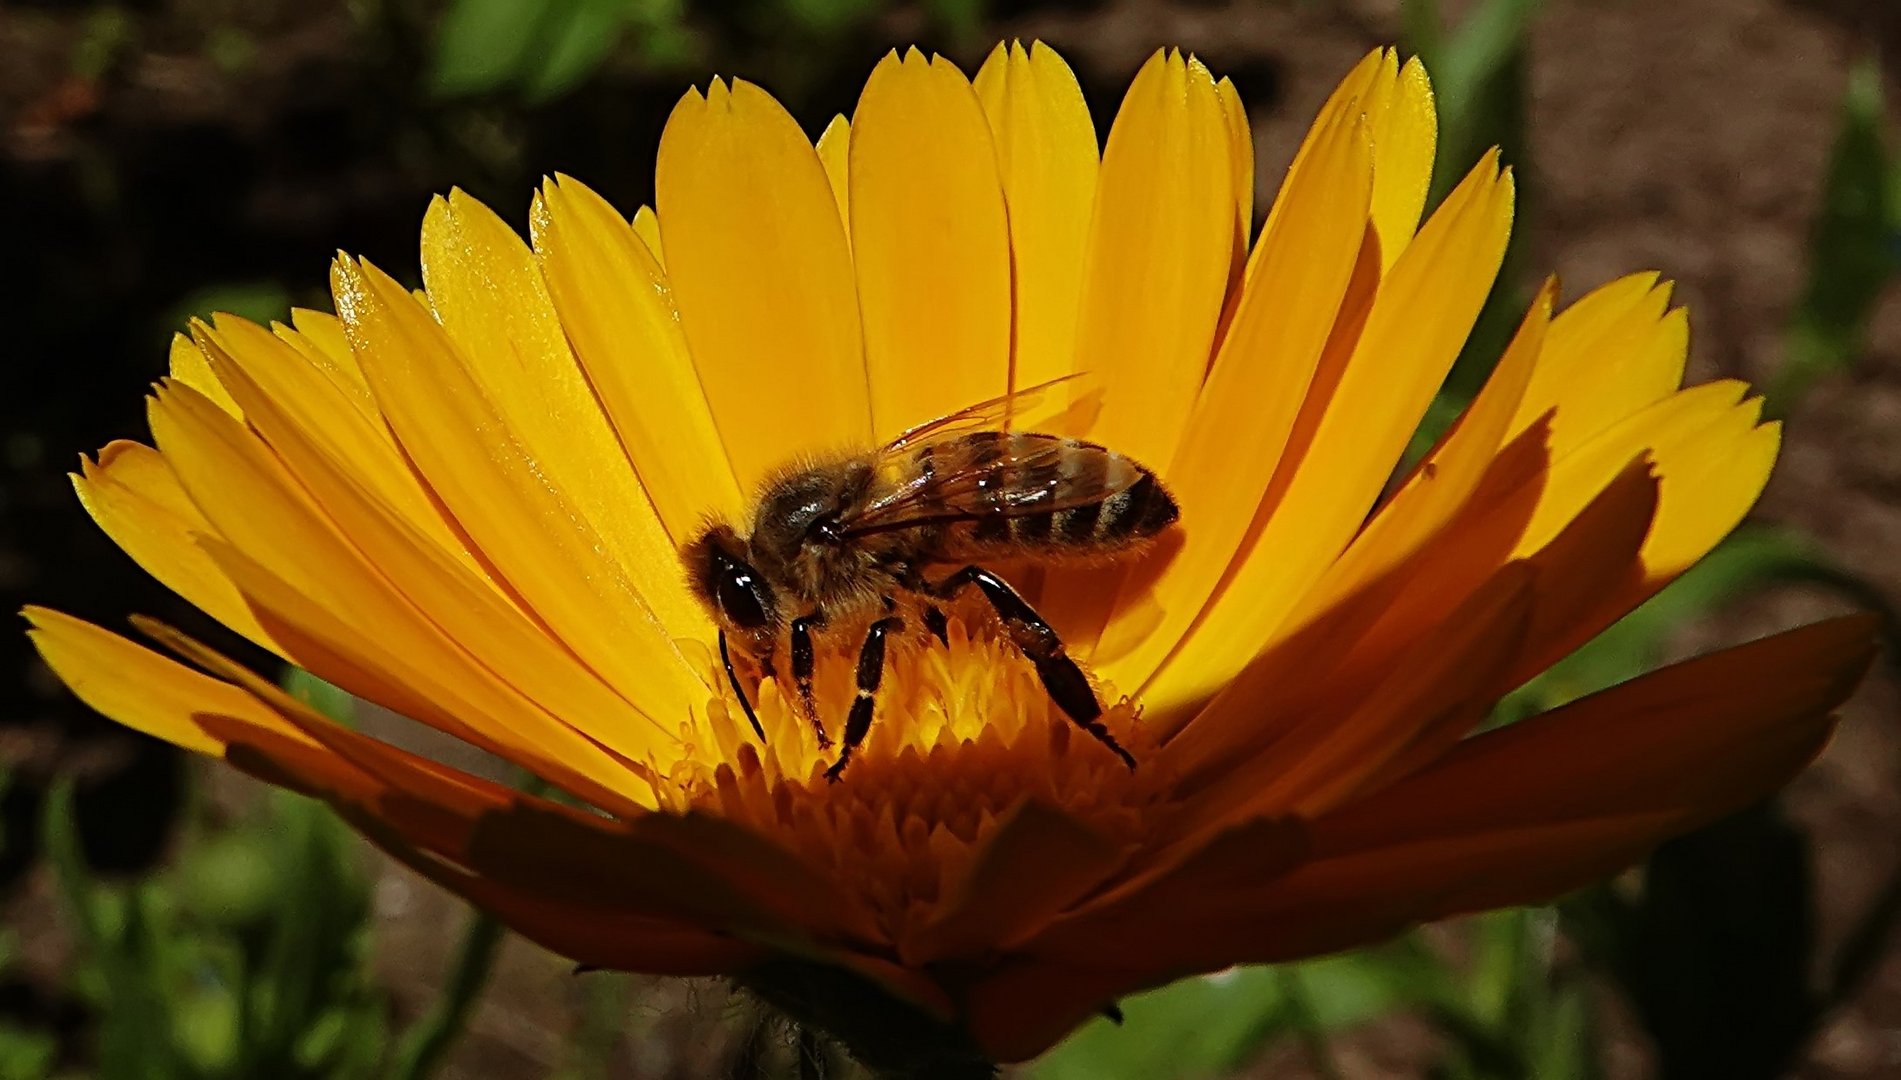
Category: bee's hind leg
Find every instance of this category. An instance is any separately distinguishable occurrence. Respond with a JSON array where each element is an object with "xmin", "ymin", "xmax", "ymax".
[
  {"xmin": 718, "ymin": 628, "xmax": 766, "ymax": 742},
  {"xmin": 932, "ymin": 565, "xmax": 1137, "ymax": 770},
  {"xmin": 824, "ymin": 611, "xmax": 904, "ymax": 783},
  {"xmin": 789, "ymin": 614, "xmax": 832, "ymax": 749}
]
